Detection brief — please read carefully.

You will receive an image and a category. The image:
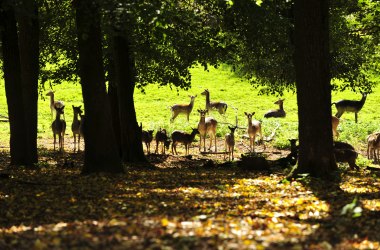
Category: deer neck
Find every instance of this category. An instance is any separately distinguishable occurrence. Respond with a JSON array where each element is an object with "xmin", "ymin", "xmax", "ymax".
[
  {"xmin": 73, "ymin": 112, "xmax": 79, "ymax": 122},
  {"xmin": 278, "ymin": 102, "xmax": 284, "ymax": 111},
  {"xmin": 189, "ymin": 99, "xmax": 195, "ymax": 109},
  {"xmin": 247, "ymin": 118, "xmax": 252, "ymax": 128},
  {"xmin": 55, "ymin": 113, "xmax": 62, "ymax": 121},
  {"xmin": 205, "ymin": 93, "xmax": 211, "ymax": 106},
  {"xmin": 49, "ymin": 95, "xmax": 55, "ymax": 106},
  {"xmin": 360, "ymin": 95, "xmax": 367, "ymax": 106},
  {"xmin": 199, "ymin": 116, "xmax": 206, "ymax": 125}
]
